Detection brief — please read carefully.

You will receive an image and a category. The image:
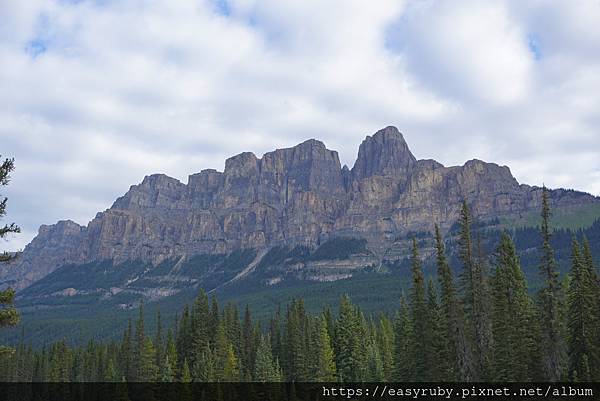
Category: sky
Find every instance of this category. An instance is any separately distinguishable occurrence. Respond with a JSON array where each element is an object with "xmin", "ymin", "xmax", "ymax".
[{"xmin": 1, "ymin": 0, "xmax": 600, "ymax": 251}]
